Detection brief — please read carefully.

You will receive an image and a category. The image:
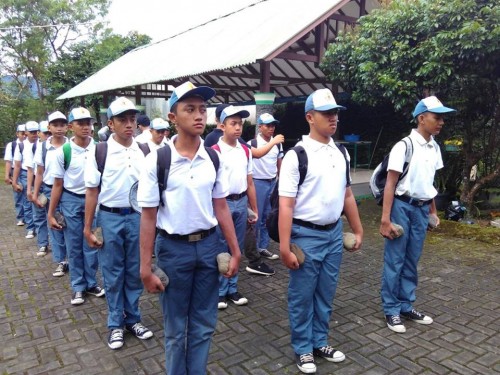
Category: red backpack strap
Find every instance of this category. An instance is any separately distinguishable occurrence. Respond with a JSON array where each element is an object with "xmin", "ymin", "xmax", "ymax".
[
  {"xmin": 240, "ymin": 143, "xmax": 250, "ymax": 160},
  {"xmin": 211, "ymin": 144, "xmax": 221, "ymax": 153}
]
